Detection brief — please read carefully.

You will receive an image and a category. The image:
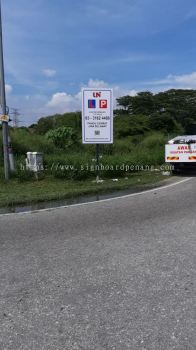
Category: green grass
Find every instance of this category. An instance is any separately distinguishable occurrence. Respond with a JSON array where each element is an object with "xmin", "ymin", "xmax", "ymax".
[
  {"xmin": 0, "ymin": 128, "xmax": 170, "ymax": 208},
  {"xmin": 0, "ymin": 172, "xmax": 167, "ymax": 208},
  {"xmin": 6, "ymin": 128, "xmax": 59, "ymax": 155}
]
